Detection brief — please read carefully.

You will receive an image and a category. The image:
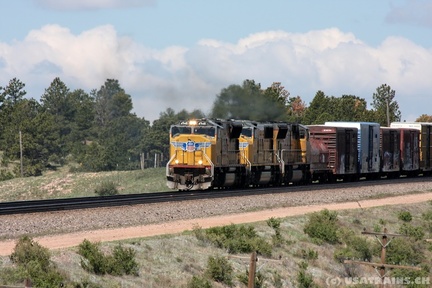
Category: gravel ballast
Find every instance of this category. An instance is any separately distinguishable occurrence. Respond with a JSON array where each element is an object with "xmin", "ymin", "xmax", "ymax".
[{"xmin": 1, "ymin": 178, "xmax": 431, "ymax": 240}]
